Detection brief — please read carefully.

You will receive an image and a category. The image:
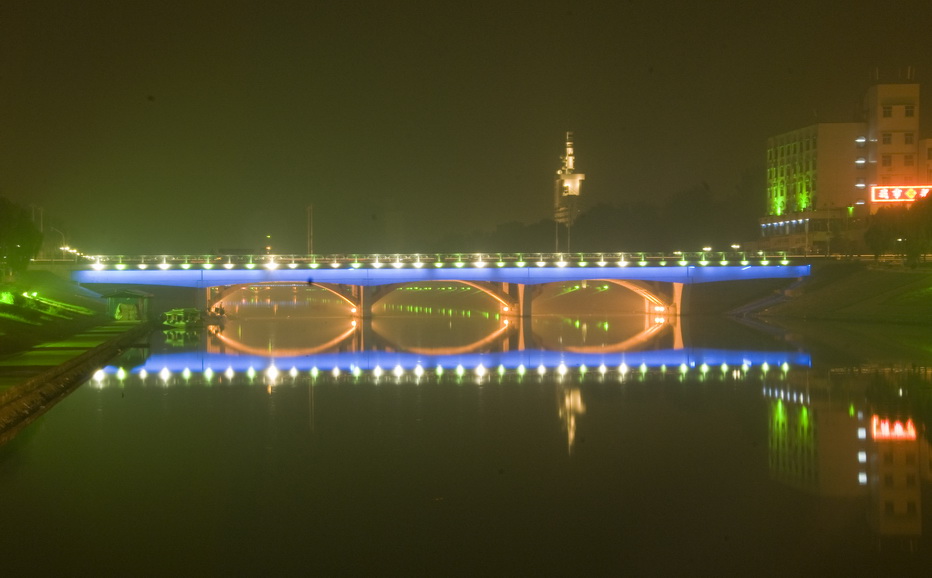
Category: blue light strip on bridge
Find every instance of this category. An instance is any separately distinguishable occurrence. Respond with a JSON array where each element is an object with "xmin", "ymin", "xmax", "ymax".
[{"xmin": 75, "ymin": 263, "xmax": 810, "ymax": 287}]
